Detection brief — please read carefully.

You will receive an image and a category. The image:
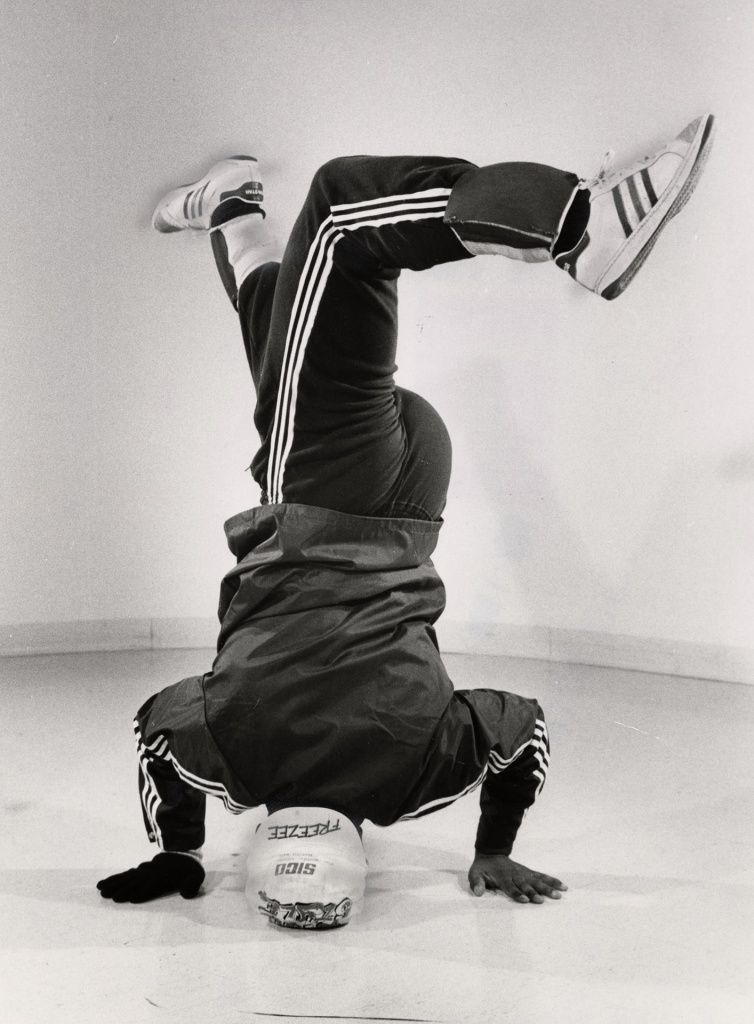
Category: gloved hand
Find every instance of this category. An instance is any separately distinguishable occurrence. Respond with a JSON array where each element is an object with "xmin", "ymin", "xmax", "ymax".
[{"xmin": 97, "ymin": 852, "xmax": 205, "ymax": 903}]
